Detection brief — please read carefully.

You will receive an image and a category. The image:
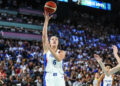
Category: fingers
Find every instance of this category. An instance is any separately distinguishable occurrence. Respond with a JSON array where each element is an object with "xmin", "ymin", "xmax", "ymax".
[
  {"xmin": 43, "ymin": 11, "xmax": 53, "ymax": 20},
  {"xmin": 112, "ymin": 45, "xmax": 115, "ymax": 49},
  {"xmin": 45, "ymin": 11, "xmax": 49, "ymax": 15},
  {"xmin": 94, "ymin": 54, "xmax": 101, "ymax": 60},
  {"xmin": 112, "ymin": 45, "xmax": 117, "ymax": 49},
  {"xmin": 43, "ymin": 11, "xmax": 49, "ymax": 17},
  {"xmin": 49, "ymin": 15, "xmax": 53, "ymax": 19},
  {"xmin": 112, "ymin": 45, "xmax": 118, "ymax": 53}
]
